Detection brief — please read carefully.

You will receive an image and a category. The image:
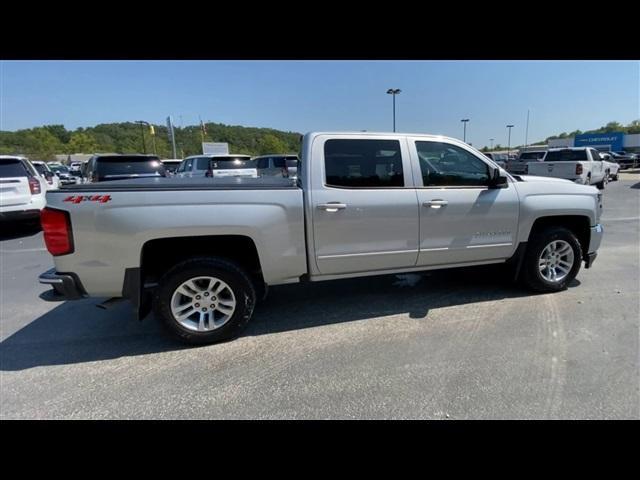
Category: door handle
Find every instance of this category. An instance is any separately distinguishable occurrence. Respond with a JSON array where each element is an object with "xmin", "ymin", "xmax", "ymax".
[
  {"xmin": 423, "ymin": 199, "xmax": 448, "ymax": 208},
  {"xmin": 317, "ymin": 203, "xmax": 347, "ymax": 212}
]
